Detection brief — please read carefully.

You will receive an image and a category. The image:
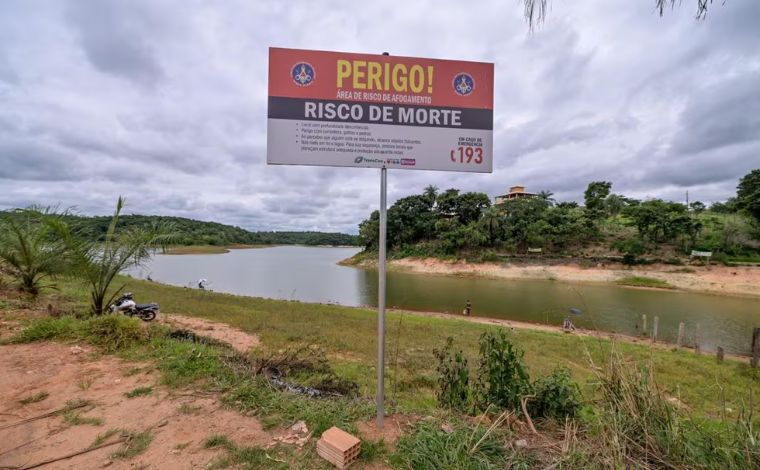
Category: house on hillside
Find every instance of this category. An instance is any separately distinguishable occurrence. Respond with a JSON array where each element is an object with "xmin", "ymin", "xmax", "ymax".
[{"xmin": 494, "ymin": 185, "xmax": 537, "ymax": 205}]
